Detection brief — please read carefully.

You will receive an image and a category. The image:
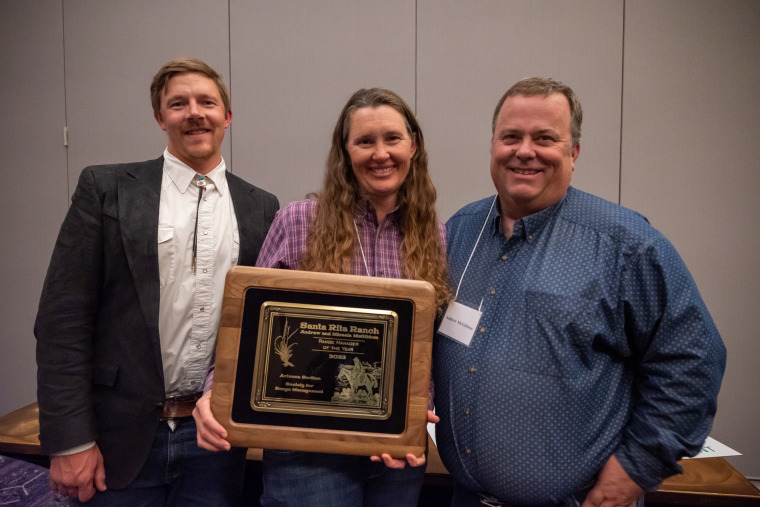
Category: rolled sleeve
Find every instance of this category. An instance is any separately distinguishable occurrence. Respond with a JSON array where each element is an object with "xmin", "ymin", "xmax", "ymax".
[{"xmin": 616, "ymin": 237, "xmax": 726, "ymax": 490}]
